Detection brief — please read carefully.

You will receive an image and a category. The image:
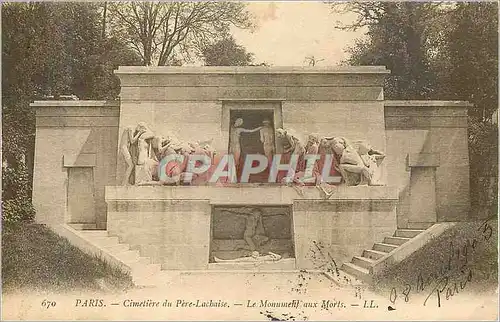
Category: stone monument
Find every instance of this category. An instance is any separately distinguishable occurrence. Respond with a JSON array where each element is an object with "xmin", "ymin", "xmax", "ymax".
[{"xmin": 31, "ymin": 66, "xmax": 471, "ymax": 272}]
